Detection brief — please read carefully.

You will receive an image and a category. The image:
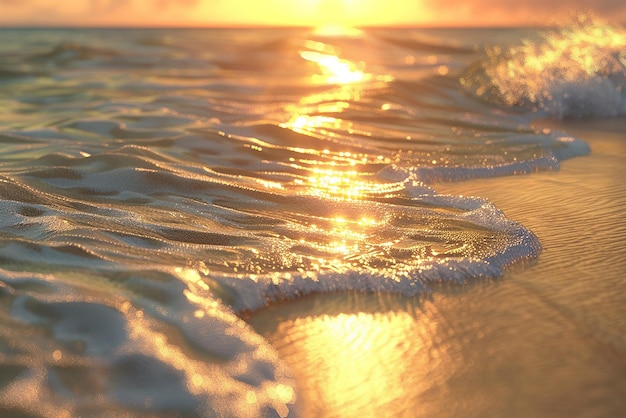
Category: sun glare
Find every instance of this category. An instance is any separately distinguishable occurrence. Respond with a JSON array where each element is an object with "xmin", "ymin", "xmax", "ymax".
[
  {"xmin": 268, "ymin": 305, "xmax": 452, "ymax": 415},
  {"xmin": 277, "ymin": 29, "xmax": 398, "ymax": 204},
  {"xmin": 300, "ymin": 50, "xmax": 366, "ymax": 84}
]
